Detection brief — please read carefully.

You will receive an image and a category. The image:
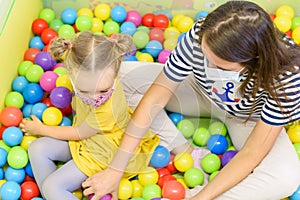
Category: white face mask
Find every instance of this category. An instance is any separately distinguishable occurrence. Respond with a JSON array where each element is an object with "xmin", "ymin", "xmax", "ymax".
[{"xmin": 204, "ymin": 59, "xmax": 245, "ymax": 82}]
